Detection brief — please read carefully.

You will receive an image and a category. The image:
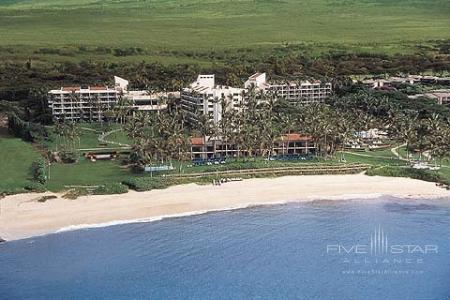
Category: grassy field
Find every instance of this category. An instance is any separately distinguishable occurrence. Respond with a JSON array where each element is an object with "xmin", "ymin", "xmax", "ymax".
[
  {"xmin": 341, "ymin": 150, "xmax": 405, "ymax": 167},
  {"xmin": 44, "ymin": 124, "xmax": 132, "ymax": 151},
  {"xmin": 46, "ymin": 157, "xmax": 131, "ymax": 191},
  {"xmin": 0, "ymin": 0, "xmax": 449, "ymax": 63},
  {"xmin": 2, "ymin": 132, "xmax": 450, "ymax": 194},
  {"xmin": 0, "ymin": 122, "xmax": 447, "ymax": 194},
  {"xmin": 0, "ymin": 135, "xmax": 42, "ymax": 193}
]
